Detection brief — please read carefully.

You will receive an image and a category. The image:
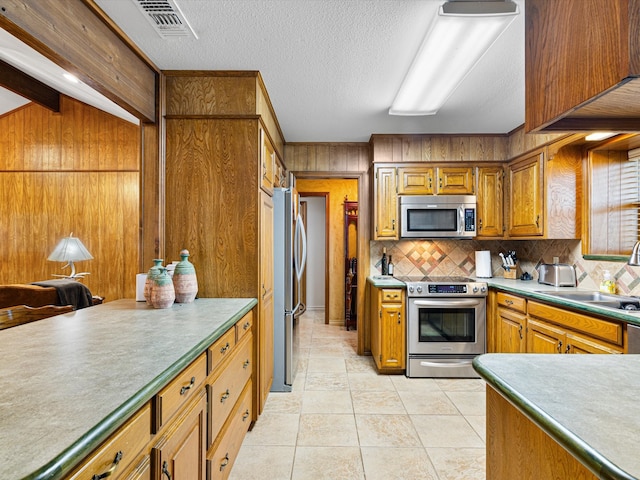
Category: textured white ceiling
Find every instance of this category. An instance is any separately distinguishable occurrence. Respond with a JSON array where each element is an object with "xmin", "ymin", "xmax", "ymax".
[
  {"xmin": 94, "ymin": 0, "xmax": 525, "ymax": 142},
  {"xmin": 0, "ymin": 1, "xmax": 525, "ymax": 142}
]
